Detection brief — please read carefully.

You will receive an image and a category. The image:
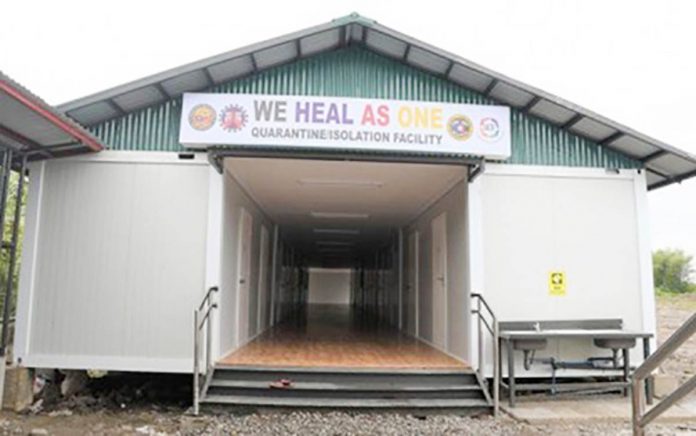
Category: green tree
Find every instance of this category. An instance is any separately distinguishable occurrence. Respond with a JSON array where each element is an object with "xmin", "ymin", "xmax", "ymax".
[
  {"xmin": 0, "ymin": 171, "xmax": 26, "ymax": 318},
  {"xmin": 653, "ymin": 248, "xmax": 696, "ymax": 294}
]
